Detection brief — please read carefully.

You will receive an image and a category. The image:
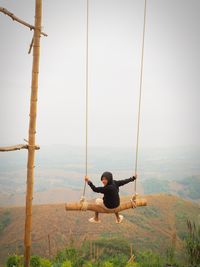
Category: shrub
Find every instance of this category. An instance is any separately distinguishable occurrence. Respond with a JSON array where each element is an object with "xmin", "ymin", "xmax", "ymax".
[
  {"xmin": 6, "ymin": 255, "xmax": 23, "ymax": 267},
  {"xmin": 30, "ymin": 255, "xmax": 52, "ymax": 267},
  {"xmin": 103, "ymin": 261, "xmax": 113, "ymax": 267},
  {"xmin": 137, "ymin": 251, "xmax": 163, "ymax": 267},
  {"xmin": 111, "ymin": 254, "xmax": 128, "ymax": 267},
  {"xmin": 40, "ymin": 258, "xmax": 52, "ymax": 267},
  {"xmin": 95, "ymin": 238, "xmax": 130, "ymax": 256},
  {"xmin": 83, "ymin": 262, "xmax": 93, "ymax": 267},
  {"xmin": 55, "ymin": 247, "xmax": 84, "ymax": 267},
  {"xmin": 61, "ymin": 260, "xmax": 72, "ymax": 267},
  {"xmin": 125, "ymin": 262, "xmax": 139, "ymax": 267},
  {"xmin": 55, "ymin": 247, "xmax": 77, "ymax": 263},
  {"xmin": 30, "ymin": 255, "xmax": 41, "ymax": 267}
]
